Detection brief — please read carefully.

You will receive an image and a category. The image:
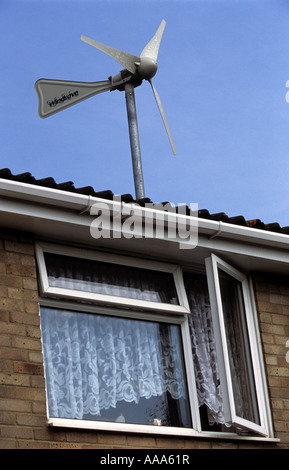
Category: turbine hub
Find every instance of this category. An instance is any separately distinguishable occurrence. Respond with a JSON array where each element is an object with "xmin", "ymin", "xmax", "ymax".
[{"xmin": 136, "ymin": 57, "xmax": 158, "ymax": 80}]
